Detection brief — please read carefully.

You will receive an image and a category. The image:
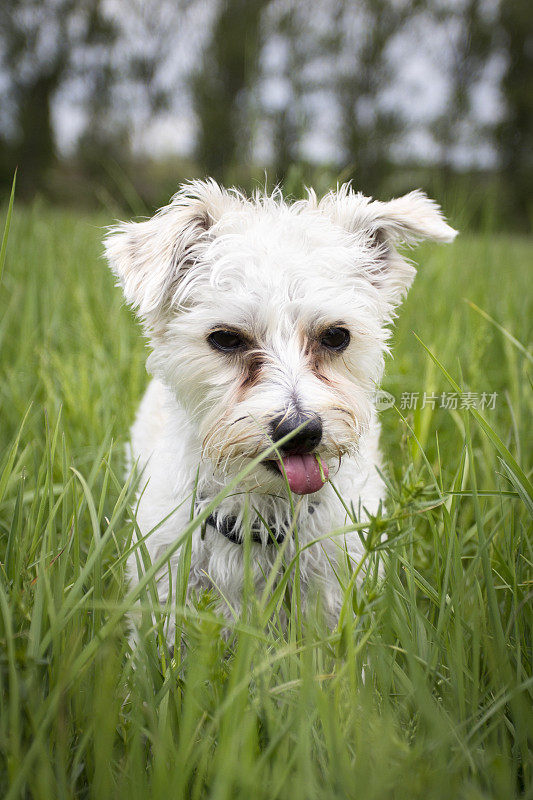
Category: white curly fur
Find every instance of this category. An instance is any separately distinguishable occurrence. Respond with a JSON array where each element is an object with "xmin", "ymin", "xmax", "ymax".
[{"xmin": 104, "ymin": 180, "xmax": 456, "ymax": 641}]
